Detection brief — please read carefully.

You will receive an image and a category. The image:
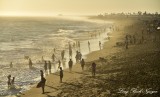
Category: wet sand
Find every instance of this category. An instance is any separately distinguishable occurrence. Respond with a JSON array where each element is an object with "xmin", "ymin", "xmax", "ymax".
[{"xmin": 20, "ymin": 16, "xmax": 160, "ymax": 97}]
